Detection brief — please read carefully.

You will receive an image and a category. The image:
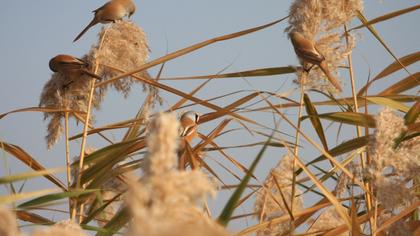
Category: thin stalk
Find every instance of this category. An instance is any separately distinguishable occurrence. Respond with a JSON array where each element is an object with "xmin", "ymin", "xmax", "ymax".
[
  {"xmin": 71, "ymin": 29, "xmax": 109, "ymax": 221},
  {"xmin": 70, "ymin": 78, "xmax": 96, "ymax": 221},
  {"xmin": 290, "ymin": 72, "xmax": 306, "ymax": 234},
  {"xmin": 64, "ymin": 112, "xmax": 71, "ymax": 218},
  {"xmin": 344, "ymin": 25, "xmax": 373, "ymax": 229}
]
